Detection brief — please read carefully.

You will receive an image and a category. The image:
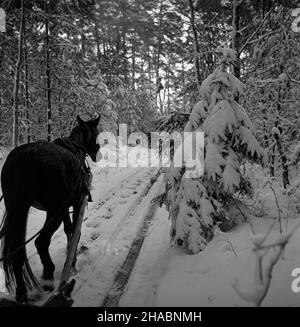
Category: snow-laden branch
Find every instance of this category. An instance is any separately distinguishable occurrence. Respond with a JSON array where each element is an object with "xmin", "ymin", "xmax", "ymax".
[{"xmin": 252, "ymin": 73, "xmax": 289, "ymax": 87}]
